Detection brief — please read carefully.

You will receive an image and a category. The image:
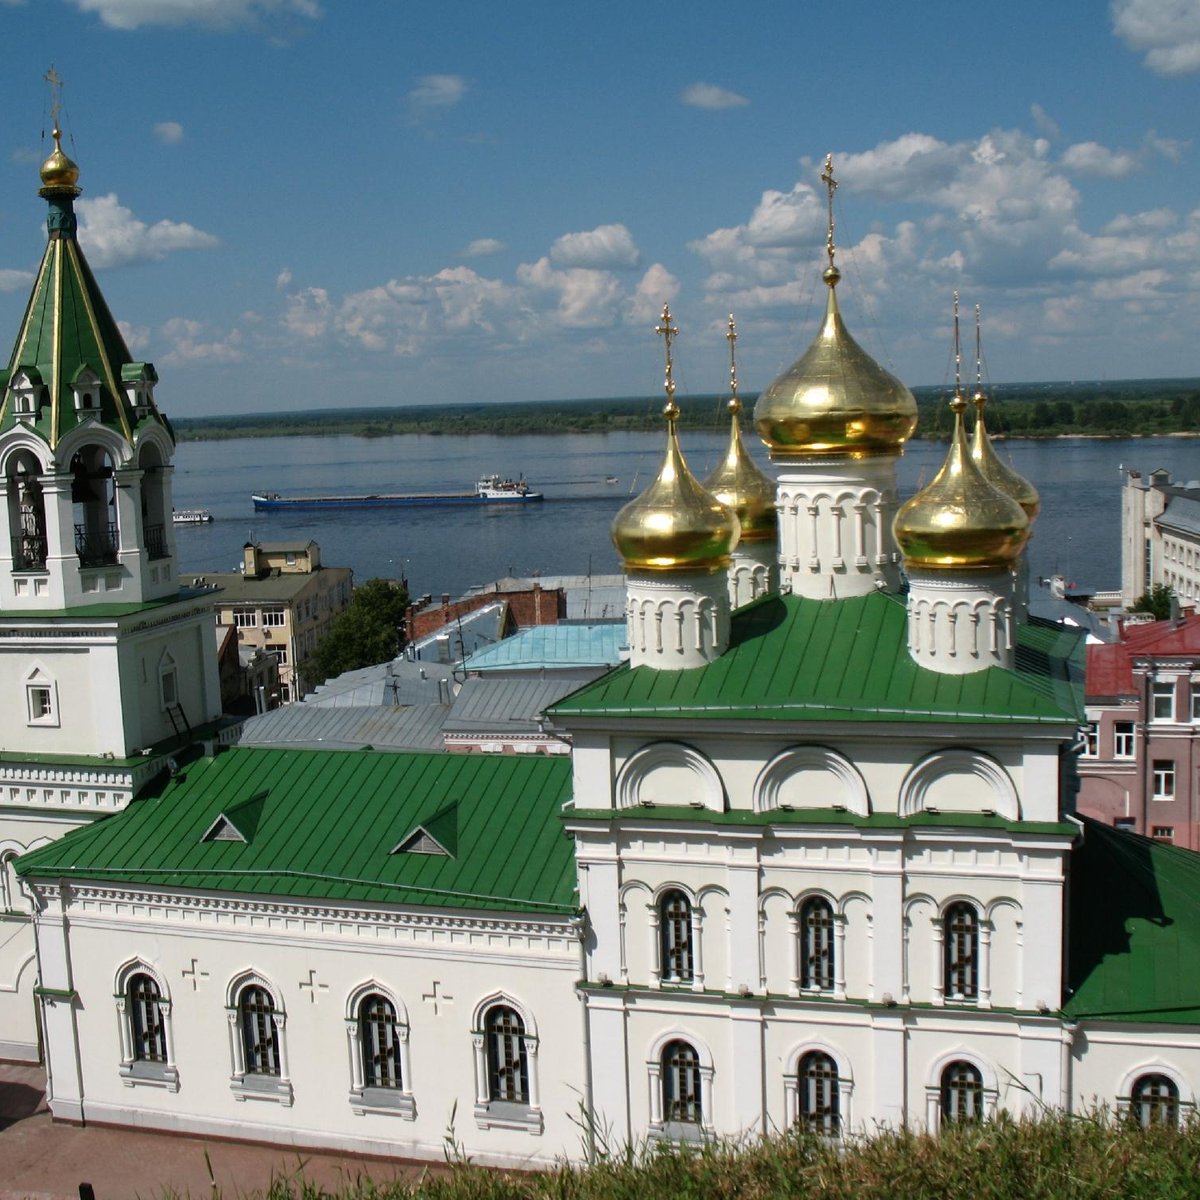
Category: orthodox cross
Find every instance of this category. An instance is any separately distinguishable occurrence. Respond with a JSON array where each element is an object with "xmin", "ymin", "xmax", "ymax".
[
  {"xmin": 821, "ymin": 153, "xmax": 838, "ymax": 271},
  {"xmin": 726, "ymin": 314, "xmax": 740, "ymax": 412},
  {"xmin": 655, "ymin": 304, "xmax": 679, "ymax": 413}
]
